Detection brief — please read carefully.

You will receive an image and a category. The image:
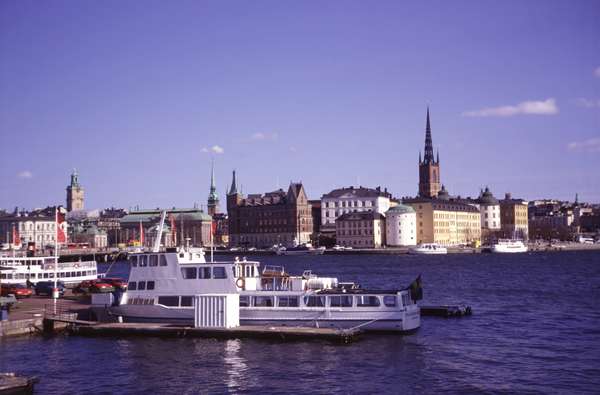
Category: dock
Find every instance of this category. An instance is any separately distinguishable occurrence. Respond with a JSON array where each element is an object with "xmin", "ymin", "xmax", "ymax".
[
  {"xmin": 0, "ymin": 373, "xmax": 38, "ymax": 394},
  {"xmin": 63, "ymin": 322, "xmax": 361, "ymax": 343}
]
